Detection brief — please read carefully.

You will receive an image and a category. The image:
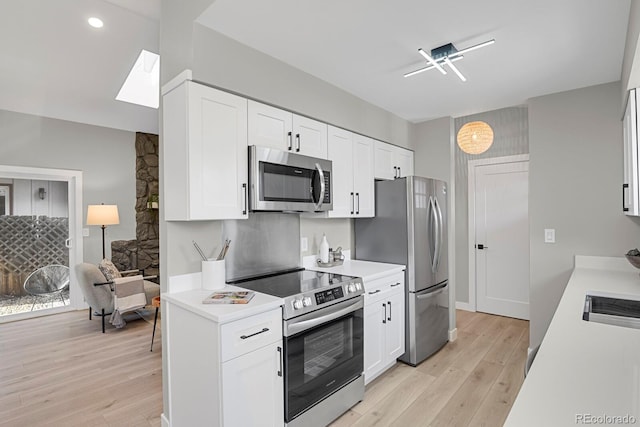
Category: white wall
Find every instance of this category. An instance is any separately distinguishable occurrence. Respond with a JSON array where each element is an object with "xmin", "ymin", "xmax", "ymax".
[
  {"xmin": 0, "ymin": 109, "xmax": 137, "ymax": 263},
  {"xmin": 528, "ymin": 81, "xmax": 640, "ymax": 350}
]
